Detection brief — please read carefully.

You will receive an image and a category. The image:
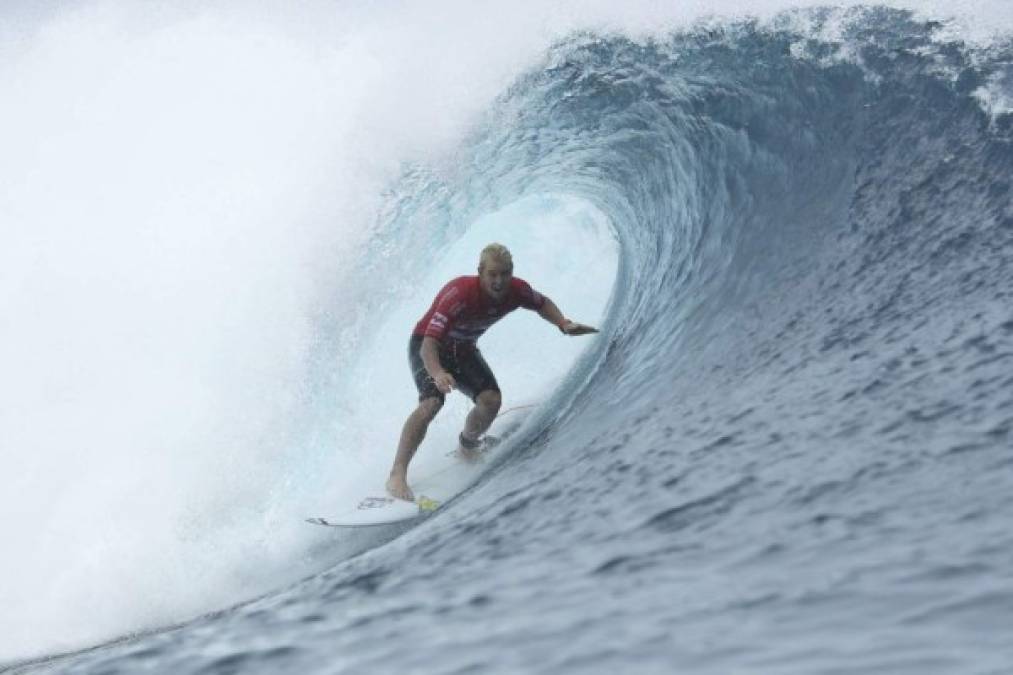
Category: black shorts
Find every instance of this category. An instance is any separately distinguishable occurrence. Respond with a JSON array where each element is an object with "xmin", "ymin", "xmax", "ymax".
[{"xmin": 409, "ymin": 334, "xmax": 499, "ymax": 403}]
